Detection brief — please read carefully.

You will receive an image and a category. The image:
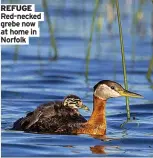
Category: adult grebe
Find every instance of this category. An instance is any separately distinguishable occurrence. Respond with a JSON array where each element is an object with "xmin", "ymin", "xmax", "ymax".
[
  {"xmin": 74, "ymin": 80, "xmax": 143, "ymax": 135},
  {"xmin": 12, "ymin": 80, "xmax": 143, "ymax": 135}
]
